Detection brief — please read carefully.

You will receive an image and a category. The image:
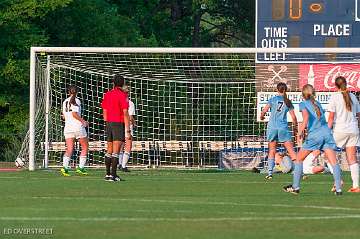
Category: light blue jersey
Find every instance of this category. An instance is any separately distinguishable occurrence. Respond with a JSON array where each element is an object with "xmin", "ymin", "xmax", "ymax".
[
  {"xmin": 266, "ymin": 95, "xmax": 294, "ymax": 142},
  {"xmin": 299, "ymin": 99, "xmax": 336, "ymax": 151},
  {"xmin": 267, "ymin": 96, "xmax": 293, "ymax": 129}
]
